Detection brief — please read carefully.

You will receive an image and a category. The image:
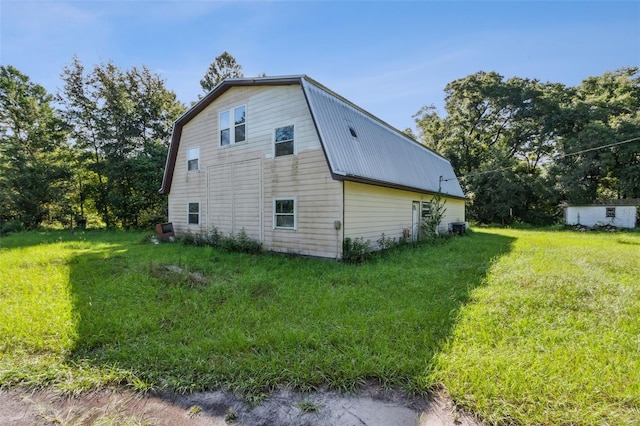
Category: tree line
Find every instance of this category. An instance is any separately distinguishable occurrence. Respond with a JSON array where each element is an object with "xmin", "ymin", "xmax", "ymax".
[
  {"xmin": 0, "ymin": 52, "xmax": 242, "ymax": 232},
  {"xmin": 1, "ymin": 52, "xmax": 637, "ymax": 232},
  {"xmin": 412, "ymin": 67, "xmax": 640, "ymax": 225}
]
